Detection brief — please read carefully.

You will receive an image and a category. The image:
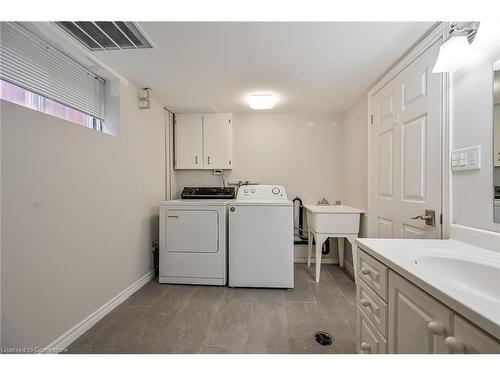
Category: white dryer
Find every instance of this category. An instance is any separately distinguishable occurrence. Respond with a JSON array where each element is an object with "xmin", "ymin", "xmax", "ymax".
[
  {"xmin": 228, "ymin": 185, "xmax": 294, "ymax": 288},
  {"xmin": 159, "ymin": 196, "xmax": 231, "ymax": 285}
]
